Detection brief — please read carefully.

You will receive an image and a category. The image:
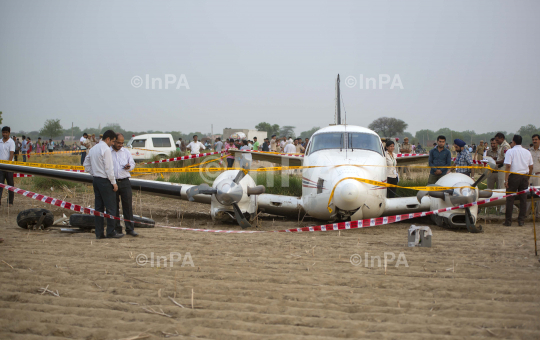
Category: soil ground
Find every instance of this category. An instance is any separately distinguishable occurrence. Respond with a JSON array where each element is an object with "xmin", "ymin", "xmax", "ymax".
[{"xmin": 1, "ymin": 181, "xmax": 540, "ymax": 339}]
